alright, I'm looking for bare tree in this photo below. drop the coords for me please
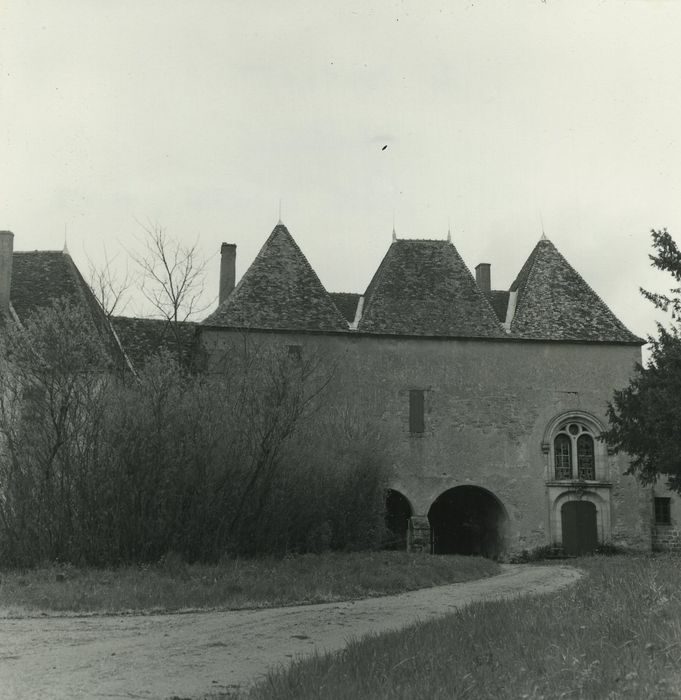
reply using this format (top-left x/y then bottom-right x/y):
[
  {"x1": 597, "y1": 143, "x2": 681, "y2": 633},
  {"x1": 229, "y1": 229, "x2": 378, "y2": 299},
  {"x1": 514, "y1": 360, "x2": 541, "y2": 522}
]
[
  {"x1": 87, "y1": 248, "x2": 134, "y2": 319},
  {"x1": 221, "y1": 339, "x2": 337, "y2": 544},
  {"x1": 0, "y1": 299, "x2": 113, "y2": 565},
  {"x1": 131, "y1": 221, "x2": 211, "y2": 324},
  {"x1": 130, "y1": 222, "x2": 211, "y2": 362},
  {"x1": 127, "y1": 221, "x2": 212, "y2": 365},
  {"x1": 0, "y1": 312, "x2": 387, "y2": 564}
]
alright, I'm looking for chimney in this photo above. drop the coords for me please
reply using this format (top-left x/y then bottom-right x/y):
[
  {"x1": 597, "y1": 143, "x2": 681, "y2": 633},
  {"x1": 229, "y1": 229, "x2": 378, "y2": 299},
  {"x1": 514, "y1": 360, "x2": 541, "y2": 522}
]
[
  {"x1": 0, "y1": 231, "x2": 14, "y2": 315},
  {"x1": 219, "y1": 243, "x2": 236, "y2": 304},
  {"x1": 475, "y1": 263, "x2": 491, "y2": 293}
]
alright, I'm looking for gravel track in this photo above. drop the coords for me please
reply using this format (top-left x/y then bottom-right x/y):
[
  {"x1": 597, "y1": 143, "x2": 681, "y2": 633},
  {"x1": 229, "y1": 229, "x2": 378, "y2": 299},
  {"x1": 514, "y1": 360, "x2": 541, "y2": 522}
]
[{"x1": 0, "y1": 563, "x2": 582, "y2": 700}]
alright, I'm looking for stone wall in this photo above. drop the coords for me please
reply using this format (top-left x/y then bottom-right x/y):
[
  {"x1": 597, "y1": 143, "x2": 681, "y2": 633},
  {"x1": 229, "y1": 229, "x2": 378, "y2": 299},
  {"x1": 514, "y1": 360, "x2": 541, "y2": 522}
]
[
  {"x1": 201, "y1": 328, "x2": 647, "y2": 556},
  {"x1": 653, "y1": 526, "x2": 681, "y2": 551},
  {"x1": 652, "y1": 487, "x2": 681, "y2": 552}
]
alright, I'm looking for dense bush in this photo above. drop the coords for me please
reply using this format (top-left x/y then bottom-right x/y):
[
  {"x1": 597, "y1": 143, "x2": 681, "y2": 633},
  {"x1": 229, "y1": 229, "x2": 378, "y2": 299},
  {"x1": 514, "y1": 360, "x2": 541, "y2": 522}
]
[{"x1": 0, "y1": 301, "x2": 388, "y2": 566}]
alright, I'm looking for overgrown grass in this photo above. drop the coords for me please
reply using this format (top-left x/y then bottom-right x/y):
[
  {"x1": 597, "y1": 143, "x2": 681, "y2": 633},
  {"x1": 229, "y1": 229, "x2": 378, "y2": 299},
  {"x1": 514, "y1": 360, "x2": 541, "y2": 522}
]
[
  {"x1": 244, "y1": 555, "x2": 681, "y2": 700},
  {"x1": 0, "y1": 551, "x2": 499, "y2": 616}
]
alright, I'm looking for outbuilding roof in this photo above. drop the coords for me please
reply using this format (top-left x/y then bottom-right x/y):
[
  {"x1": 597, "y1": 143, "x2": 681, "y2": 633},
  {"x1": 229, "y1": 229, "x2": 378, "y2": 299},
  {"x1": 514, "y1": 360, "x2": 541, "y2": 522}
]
[
  {"x1": 111, "y1": 316, "x2": 197, "y2": 370},
  {"x1": 11, "y1": 251, "x2": 95, "y2": 321},
  {"x1": 9, "y1": 250, "x2": 128, "y2": 368},
  {"x1": 485, "y1": 290, "x2": 511, "y2": 323},
  {"x1": 329, "y1": 292, "x2": 361, "y2": 324}
]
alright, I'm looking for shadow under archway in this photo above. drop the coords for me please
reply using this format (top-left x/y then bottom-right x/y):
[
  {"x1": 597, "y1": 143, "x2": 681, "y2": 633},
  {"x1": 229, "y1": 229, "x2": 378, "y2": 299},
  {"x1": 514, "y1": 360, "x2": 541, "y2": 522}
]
[
  {"x1": 428, "y1": 486, "x2": 508, "y2": 559},
  {"x1": 383, "y1": 489, "x2": 413, "y2": 550}
]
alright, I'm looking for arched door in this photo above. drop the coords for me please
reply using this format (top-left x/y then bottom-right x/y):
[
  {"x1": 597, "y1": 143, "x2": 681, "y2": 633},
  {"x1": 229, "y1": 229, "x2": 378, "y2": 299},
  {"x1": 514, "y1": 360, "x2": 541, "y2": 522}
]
[{"x1": 561, "y1": 501, "x2": 598, "y2": 555}]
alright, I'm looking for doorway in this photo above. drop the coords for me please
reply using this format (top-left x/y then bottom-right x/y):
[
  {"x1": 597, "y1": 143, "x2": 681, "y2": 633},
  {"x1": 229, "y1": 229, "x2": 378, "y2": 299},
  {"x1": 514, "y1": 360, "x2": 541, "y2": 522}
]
[{"x1": 561, "y1": 500, "x2": 598, "y2": 555}]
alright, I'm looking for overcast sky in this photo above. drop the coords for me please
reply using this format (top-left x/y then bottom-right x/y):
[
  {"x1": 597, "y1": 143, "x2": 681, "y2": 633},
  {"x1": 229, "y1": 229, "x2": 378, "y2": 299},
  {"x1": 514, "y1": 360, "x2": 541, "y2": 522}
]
[{"x1": 3, "y1": 0, "x2": 681, "y2": 350}]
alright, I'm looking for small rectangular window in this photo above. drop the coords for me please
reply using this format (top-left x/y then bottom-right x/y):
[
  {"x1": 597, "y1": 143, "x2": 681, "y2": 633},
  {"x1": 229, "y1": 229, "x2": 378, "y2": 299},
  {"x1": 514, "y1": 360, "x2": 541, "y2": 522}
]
[
  {"x1": 409, "y1": 389, "x2": 425, "y2": 434},
  {"x1": 287, "y1": 345, "x2": 302, "y2": 360},
  {"x1": 655, "y1": 497, "x2": 671, "y2": 525}
]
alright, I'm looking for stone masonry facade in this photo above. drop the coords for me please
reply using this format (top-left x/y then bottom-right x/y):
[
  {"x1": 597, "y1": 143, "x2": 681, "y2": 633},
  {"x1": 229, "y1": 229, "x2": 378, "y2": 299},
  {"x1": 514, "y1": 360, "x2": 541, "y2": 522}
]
[
  {"x1": 201, "y1": 328, "x2": 652, "y2": 557},
  {"x1": 196, "y1": 222, "x2": 666, "y2": 558},
  {"x1": 3, "y1": 223, "x2": 677, "y2": 558}
]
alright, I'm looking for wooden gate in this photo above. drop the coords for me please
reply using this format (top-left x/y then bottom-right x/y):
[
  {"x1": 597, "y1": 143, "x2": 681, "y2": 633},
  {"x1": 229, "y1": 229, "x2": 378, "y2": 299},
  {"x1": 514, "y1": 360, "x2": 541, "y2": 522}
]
[{"x1": 561, "y1": 501, "x2": 598, "y2": 555}]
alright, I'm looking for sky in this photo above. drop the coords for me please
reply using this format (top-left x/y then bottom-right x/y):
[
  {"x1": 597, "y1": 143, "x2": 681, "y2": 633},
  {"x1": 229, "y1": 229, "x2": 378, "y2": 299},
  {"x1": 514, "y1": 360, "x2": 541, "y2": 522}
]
[{"x1": 3, "y1": 0, "x2": 681, "y2": 350}]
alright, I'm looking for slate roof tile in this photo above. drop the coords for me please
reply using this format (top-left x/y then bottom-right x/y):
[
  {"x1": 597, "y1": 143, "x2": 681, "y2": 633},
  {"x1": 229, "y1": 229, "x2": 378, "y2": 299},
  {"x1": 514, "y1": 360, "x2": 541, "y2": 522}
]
[
  {"x1": 485, "y1": 291, "x2": 510, "y2": 323},
  {"x1": 329, "y1": 292, "x2": 361, "y2": 323},
  {"x1": 358, "y1": 239, "x2": 506, "y2": 337},
  {"x1": 111, "y1": 316, "x2": 197, "y2": 370},
  {"x1": 11, "y1": 251, "x2": 86, "y2": 320},
  {"x1": 509, "y1": 238, "x2": 642, "y2": 343},
  {"x1": 203, "y1": 225, "x2": 348, "y2": 332},
  {"x1": 199, "y1": 225, "x2": 641, "y2": 345},
  {"x1": 9, "y1": 250, "x2": 128, "y2": 368}
]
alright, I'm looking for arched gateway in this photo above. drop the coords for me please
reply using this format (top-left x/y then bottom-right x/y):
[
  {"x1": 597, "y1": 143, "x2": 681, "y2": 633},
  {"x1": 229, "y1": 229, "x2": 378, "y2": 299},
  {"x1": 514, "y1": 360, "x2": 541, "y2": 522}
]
[
  {"x1": 428, "y1": 486, "x2": 508, "y2": 559},
  {"x1": 383, "y1": 489, "x2": 413, "y2": 549}
]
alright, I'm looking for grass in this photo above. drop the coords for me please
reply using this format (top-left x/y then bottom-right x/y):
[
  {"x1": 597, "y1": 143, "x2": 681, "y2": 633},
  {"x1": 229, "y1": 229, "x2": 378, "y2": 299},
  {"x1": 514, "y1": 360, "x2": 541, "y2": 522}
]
[
  {"x1": 242, "y1": 555, "x2": 681, "y2": 700},
  {"x1": 0, "y1": 551, "x2": 499, "y2": 616}
]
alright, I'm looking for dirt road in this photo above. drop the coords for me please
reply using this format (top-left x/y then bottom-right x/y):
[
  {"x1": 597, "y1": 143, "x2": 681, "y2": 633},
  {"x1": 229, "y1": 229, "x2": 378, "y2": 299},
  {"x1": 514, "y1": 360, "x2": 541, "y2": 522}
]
[{"x1": 0, "y1": 564, "x2": 581, "y2": 700}]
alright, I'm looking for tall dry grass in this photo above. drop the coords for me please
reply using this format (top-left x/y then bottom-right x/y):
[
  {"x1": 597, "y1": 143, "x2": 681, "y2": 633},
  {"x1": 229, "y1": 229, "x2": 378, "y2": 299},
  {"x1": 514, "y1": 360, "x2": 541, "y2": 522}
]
[
  {"x1": 245, "y1": 555, "x2": 681, "y2": 700},
  {"x1": 0, "y1": 552, "x2": 499, "y2": 615}
]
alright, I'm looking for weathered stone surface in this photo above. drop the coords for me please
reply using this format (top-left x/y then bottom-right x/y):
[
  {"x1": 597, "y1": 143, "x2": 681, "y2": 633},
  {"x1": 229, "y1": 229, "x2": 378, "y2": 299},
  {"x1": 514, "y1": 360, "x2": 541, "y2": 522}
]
[
  {"x1": 653, "y1": 527, "x2": 681, "y2": 551},
  {"x1": 407, "y1": 516, "x2": 431, "y2": 552},
  {"x1": 651, "y1": 488, "x2": 681, "y2": 552},
  {"x1": 202, "y1": 329, "x2": 653, "y2": 556}
]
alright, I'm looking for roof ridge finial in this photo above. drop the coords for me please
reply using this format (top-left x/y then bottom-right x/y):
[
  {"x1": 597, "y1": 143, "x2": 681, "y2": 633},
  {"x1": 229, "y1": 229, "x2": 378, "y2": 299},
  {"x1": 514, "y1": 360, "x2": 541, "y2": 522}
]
[
  {"x1": 392, "y1": 211, "x2": 397, "y2": 242},
  {"x1": 277, "y1": 199, "x2": 283, "y2": 226},
  {"x1": 447, "y1": 218, "x2": 451, "y2": 243},
  {"x1": 540, "y1": 211, "x2": 547, "y2": 241},
  {"x1": 63, "y1": 223, "x2": 70, "y2": 255}
]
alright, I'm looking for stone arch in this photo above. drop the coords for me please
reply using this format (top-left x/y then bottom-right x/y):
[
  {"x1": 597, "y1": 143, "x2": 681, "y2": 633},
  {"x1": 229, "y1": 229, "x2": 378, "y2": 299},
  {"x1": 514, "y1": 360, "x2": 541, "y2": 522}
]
[
  {"x1": 383, "y1": 489, "x2": 413, "y2": 550},
  {"x1": 542, "y1": 410, "x2": 606, "y2": 445},
  {"x1": 428, "y1": 485, "x2": 508, "y2": 559},
  {"x1": 551, "y1": 489, "x2": 610, "y2": 551}
]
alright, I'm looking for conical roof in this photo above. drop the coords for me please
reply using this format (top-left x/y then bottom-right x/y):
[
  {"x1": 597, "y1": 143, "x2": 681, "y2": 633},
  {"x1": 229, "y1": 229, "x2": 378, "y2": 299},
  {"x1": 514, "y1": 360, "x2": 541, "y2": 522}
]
[
  {"x1": 203, "y1": 224, "x2": 348, "y2": 332},
  {"x1": 509, "y1": 238, "x2": 642, "y2": 343},
  {"x1": 358, "y1": 239, "x2": 505, "y2": 337}
]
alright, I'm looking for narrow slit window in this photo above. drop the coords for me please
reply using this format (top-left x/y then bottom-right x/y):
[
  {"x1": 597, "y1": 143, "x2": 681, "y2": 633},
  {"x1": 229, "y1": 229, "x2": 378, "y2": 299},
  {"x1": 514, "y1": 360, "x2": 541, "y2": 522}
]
[
  {"x1": 287, "y1": 344, "x2": 302, "y2": 361},
  {"x1": 409, "y1": 389, "x2": 425, "y2": 434},
  {"x1": 655, "y1": 497, "x2": 671, "y2": 525}
]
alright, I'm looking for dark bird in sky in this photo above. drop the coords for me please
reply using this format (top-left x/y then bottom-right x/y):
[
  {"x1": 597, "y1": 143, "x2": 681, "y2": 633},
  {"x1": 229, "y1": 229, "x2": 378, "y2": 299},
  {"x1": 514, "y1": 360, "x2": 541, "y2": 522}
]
[{"x1": 382, "y1": 145, "x2": 387, "y2": 151}]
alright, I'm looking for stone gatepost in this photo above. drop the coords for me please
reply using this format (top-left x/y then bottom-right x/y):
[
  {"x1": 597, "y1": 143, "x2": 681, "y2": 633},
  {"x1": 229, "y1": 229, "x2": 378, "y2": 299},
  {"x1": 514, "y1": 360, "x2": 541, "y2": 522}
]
[{"x1": 407, "y1": 515, "x2": 431, "y2": 553}]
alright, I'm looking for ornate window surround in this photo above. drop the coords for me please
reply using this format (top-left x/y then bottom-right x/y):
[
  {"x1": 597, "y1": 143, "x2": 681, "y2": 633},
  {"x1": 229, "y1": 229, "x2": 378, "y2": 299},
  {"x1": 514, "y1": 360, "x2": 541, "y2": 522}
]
[
  {"x1": 543, "y1": 411, "x2": 614, "y2": 548},
  {"x1": 541, "y1": 410, "x2": 612, "y2": 484}
]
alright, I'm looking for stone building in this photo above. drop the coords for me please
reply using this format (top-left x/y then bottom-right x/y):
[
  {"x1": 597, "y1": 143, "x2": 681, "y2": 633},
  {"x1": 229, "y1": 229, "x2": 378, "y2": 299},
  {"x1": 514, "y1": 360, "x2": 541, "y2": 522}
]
[
  {"x1": 0, "y1": 230, "x2": 196, "y2": 372},
  {"x1": 199, "y1": 222, "x2": 680, "y2": 556},
  {"x1": 2, "y1": 224, "x2": 680, "y2": 557},
  {"x1": 0, "y1": 230, "x2": 126, "y2": 369}
]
